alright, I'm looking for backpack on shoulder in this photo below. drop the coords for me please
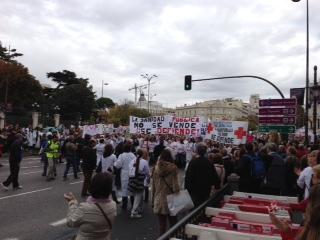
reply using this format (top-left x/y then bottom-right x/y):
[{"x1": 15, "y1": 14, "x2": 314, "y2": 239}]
[{"x1": 248, "y1": 154, "x2": 266, "y2": 179}]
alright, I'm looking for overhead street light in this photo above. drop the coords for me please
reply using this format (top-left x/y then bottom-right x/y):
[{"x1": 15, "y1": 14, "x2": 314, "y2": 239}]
[
  {"x1": 291, "y1": 0, "x2": 310, "y2": 146},
  {"x1": 141, "y1": 74, "x2": 158, "y2": 113},
  {"x1": 101, "y1": 80, "x2": 109, "y2": 98}
]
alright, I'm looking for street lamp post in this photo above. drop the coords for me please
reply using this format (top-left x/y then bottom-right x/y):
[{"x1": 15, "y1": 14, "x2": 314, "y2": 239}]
[
  {"x1": 141, "y1": 74, "x2": 158, "y2": 113},
  {"x1": 53, "y1": 105, "x2": 61, "y2": 127},
  {"x1": 292, "y1": 0, "x2": 310, "y2": 146},
  {"x1": 31, "y1": 102, "x2": 40, "y2": 110},
  {"x1": 101, "y1": 80, "x2": 109, "y2": 98},
  {"x1": 53, "y1": 105, "x2": 60, "y2": 112},
  {"x1": 4, "y1": 46, "x2": 17, "y2": 109},
  {"x1": 43, "y1": 93, "x2": 52, "y2": 127},
  {"x1": 312, "y1": 66, "x2": 319, "y2": 145},
  {"x1": 31, "y1": 102, "x2": 40, "y2": 129}
]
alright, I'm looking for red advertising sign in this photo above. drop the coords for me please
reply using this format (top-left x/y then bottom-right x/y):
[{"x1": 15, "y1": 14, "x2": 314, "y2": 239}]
[
  {"x1": 259, "y1": 117, "x2": 295, "y2": 124},
  {"x1": 259, "y1": 99, "x2": 297, "y2": 107},
  {"x1": 259, "y1": 108, "x2": 296, "y2": 116}
]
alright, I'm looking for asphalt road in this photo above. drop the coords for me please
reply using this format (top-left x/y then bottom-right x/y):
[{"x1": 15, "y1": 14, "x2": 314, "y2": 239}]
[{"x1": 0, "y1": 155, "x2": 159, "y2": 240}]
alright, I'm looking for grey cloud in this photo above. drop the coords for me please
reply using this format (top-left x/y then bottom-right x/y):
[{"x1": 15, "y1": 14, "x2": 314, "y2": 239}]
[{"x1": 1, "y1": 0, "x2": 320, "y2": 108}]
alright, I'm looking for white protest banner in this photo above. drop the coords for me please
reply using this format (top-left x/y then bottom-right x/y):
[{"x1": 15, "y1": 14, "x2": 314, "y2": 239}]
[
  {"x1": 129, "y1": 116, "x2": 167, "y2": 134},
  {"x1": 206, "y1": 121, "x2": 248, "y2": 145},
  {"x1": 82, "y1": 124, "x2": 114, "y2": 136},
  {"x1": 129, "y1": 115, "x2": 203, "y2": 135},
  {"x1": 156, "y1": 116, "x2": 202, "y2": 136},
  {"x1": 82, "y1": 125, "x2": 100, "y2": 136}
]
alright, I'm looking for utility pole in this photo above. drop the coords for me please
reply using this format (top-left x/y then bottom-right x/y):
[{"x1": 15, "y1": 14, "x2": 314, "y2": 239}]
[{"x1": 292, "y1": 0, "x2": 310, "y2": 146}]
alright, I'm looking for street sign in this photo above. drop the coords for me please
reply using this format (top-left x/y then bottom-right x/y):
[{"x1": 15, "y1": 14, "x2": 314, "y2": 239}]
[
  {"x1": 259, "y1": 116, "x2": 296, "y2": 124},
  {"x1": 259, "y1": 107, "x2": 296, "y2": 116},
  {"x1": 259, "y1": 99, "x2": 297, "y2": 107},
  {"x1": 259, "y1": 125, "x2": 296, "y2": 134}
]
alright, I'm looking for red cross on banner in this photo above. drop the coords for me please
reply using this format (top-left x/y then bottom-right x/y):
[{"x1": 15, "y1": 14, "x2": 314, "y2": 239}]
[
  {"x1": 234, "y1": 127, "x2": 247, "y2": 139},
  {"x1": 207, "y1": 123, "x2": 214, "y2": 134}
]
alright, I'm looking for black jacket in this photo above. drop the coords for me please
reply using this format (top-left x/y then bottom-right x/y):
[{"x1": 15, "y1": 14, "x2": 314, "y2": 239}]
[
  {"x1": 81, "y1": 146, "x2": 97, "y2": 171},
  {"x1": 265, "y1": 152, "x2": 286, "y2": 191},
  {"x1": 153, "y1": 143, "x2": 166, "y2": 162},
  {"x1": 222, "y1": 155, "x2": 234, "y2": 184},
  {"x1": 185, "y1": 155, "x2": 220, "y2": 207},
  {"x1": 9, "y1": 139, "x2": 23, "y2": 163},
  {"x1": 236, "y1": 153, "x2": 255, "y2": 193}
]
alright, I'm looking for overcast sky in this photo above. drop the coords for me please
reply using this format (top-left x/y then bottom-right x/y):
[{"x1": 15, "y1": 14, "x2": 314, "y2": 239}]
[{"x1": 1, "y1": 0, "x2": 320, "y2": 108}]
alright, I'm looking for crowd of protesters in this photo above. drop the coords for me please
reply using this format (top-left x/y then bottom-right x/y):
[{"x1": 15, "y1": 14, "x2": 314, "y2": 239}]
[{"x1": 1, "y1": 124, "x2": 320, "y2": 239}]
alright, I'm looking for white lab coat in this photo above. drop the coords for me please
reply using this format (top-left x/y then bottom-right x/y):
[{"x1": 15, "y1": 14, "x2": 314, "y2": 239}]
[
  {"x1": 128, "y1": 158, "x2": 150, "y2": 178},
  {"x1": 114, "y1": 152, "x2": 136, "y2": 197},
  {"x1": 102, "y1": 154, "x2": 117, "y2": 191},
  {"x1": 102, "y1": 154, "x2": 117, "y2": 173},
  {"x1": 95, "y1": 143, "x2": 105, "y2": 166},
  {"x1": 297, "y1": 166, "x2": 313, "y2": 199}
]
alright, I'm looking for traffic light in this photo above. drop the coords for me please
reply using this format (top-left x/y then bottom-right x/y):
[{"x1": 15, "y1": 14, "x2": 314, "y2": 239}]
[{"x1": 184, "y1": 75, "x2": 192, "y2": 90}]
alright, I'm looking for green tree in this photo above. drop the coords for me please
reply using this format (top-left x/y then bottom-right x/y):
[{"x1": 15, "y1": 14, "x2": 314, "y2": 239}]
[
  {"x1": 0, "y1": 43, "x2": 23, "y2": 64},
  {"x1": 108, "y1": 104, "x2": 150, "y2": 126},
  {"x1": 47, "y1": 70, "x2": 96, "y2": 121},
  {"x1": 0, "y1": 43, "x2": 42, "y2": 114},
  {"x1": 96, "y1": 97, "x2": 115, "y2": 109},
  {"x1": 47, "y1": 70, "x2": 87, "y2": 89}
]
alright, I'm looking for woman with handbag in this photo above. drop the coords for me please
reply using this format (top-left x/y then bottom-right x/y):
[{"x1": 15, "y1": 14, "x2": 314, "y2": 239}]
[
  {"x1": 152, "y1": 148, "x2": 180, "y2": 236},
  {"x1": 128, "y1": 148, "x2": 150, "y2": 218},
  {"x1": 64, "y1": 172, "x2": 117, "y2": 240}
]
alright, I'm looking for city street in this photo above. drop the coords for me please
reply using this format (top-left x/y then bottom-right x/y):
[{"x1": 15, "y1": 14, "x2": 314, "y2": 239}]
[{"x1": 0, "y1": 155, "x2": 158, "y2": 240}]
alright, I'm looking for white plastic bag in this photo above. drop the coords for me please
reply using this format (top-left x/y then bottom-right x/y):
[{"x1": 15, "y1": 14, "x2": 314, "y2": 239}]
[{"x1": 167, "y1": 189, "x2": 194, "y2": 216}]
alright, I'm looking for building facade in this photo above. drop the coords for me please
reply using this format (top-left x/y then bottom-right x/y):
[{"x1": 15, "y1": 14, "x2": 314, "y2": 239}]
[
  {"x1": 175, "y1": 98, "x2": 251, "y2": 120},
  {"x1": 136, "y1": 93, "x2": 165, "y2": 115},
  {"x1": 248, "y1": 94, "x2": 260, "y2": 115}
]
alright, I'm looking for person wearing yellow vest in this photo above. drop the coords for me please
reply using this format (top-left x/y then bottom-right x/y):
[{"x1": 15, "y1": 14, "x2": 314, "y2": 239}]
[{"x1": 46, "y1": 135, "x2": 60, "y2": 181}]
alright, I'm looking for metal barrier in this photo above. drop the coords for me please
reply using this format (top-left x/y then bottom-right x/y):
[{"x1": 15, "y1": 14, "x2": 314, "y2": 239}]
[{"x1": 157, "y1": 184, "x2": 230, "y2": 240}]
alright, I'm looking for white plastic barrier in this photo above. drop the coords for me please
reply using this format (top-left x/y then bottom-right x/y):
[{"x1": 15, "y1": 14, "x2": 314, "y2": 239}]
[
  {"x1": 233, "y1": 191, "x2": 298, "y2": 204},
  {"x1": 205, "y1": 207, "x2": 290, "y2": 224},
  {"x1": 185, "y1": 224, "x2": 282, "y2": 240},
  {"x1": 222, "y1": 203, "x2": 290, "y2": 217},
  {"x1": 224, "y1": 195, "x2": 232, "y2": 202}
]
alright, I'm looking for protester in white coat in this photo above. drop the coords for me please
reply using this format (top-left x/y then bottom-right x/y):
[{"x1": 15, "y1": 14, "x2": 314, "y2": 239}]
[
  {"x1": 114, "y1": 142, "x2": 136, "y2": 210},
  {"x1": 101, "y1": 143, "x2": 119, "y2": 203},
  {"x1": 95, "y1": 139, "x2": 105, "y2": 170},
  {"x1": 297, "y1": 150, "x2": 320, "y2": 199}
]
